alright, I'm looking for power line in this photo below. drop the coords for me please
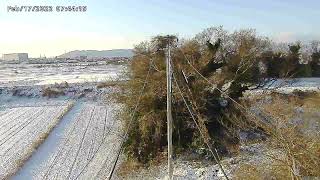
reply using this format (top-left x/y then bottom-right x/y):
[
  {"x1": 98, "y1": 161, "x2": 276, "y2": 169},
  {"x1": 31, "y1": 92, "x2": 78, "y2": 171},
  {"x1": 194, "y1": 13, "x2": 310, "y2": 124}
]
[
  {"x1": 178, "y1": 48, "x2": 285, "y2": 145},
  {"x1": 107, "y1": 58, "x2": 154, "y2": 180},
  {"x1": 172, "y1": 70, "x2": 230, "y2": 180},
  {"x1": 109, "y1": 46, "x2": 250, "y2": 180},
  {"x1": 178, "y1": 48, "x2": 268, "y2": 126}
]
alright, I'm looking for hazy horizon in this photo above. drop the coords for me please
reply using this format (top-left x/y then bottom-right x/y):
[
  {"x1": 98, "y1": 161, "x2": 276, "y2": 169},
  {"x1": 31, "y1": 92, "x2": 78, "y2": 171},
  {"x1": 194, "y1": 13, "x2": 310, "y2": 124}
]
[
  {"x1": 1, "y1": 0, "x2": 319, "y2": 57},
  {"x1": 1, "y1": 49, "x2": 134, "y2": 59}
]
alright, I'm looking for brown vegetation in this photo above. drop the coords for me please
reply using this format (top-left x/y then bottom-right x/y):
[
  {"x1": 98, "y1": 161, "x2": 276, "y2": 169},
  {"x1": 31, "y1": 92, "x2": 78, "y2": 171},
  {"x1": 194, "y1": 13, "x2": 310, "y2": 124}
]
[
  {"x1": 96, "y1": 81, "x2": 125, "y2": 89},
  {"x1": 42, "y1": 87, "x2": 65, "y2": 98},
  {"x1": 234, "y1": 92, "x2": 320, "y2": 179},
  {"x1": 116, "y1": 26, "x2": 320, "y2": 173}
]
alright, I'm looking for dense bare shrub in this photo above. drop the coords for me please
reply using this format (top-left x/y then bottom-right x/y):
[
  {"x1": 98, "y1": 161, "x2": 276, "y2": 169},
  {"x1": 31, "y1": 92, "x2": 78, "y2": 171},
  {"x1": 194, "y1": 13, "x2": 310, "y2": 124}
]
[
  {"x1": 42, "y1": 87, "x2": 65, "y2": 98},
  {"x1": 116, "y1": 26, "x2": 320, "y2": 168},
  {"x1": 116, "y1": 27, "x2": 274, "y2": 164}
]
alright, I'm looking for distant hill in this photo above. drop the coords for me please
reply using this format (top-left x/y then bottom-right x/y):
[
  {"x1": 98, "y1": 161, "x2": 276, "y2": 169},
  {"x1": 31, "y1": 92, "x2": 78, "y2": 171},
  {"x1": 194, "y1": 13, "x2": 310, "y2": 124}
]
[{"x1": 58, "y1": 49, "x2": 134, "y2": 59}]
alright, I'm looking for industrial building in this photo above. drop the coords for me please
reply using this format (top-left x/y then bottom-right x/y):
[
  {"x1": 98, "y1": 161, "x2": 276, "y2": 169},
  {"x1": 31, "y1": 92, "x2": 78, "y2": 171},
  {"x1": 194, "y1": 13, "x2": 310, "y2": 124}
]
[{"x1": 2, "y1": 53, "x2": 29, "y2": 61}]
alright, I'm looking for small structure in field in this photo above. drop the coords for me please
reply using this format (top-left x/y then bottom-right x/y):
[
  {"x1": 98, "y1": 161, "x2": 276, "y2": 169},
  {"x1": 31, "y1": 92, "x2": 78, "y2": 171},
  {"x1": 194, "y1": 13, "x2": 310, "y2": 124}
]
[
  {"x1": 79, "y1": 55, "x2": 87, "y2": 61},
  {"x1": 2, "y1": 53, "x2": 29, "y2": 61}
]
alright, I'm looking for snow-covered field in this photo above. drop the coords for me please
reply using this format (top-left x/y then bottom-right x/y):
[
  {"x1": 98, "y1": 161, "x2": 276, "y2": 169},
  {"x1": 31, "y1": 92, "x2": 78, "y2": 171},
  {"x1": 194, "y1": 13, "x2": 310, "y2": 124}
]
[
  {"x1": 0, "y1": 62, "x2": 126, "y2": 87},
  {"x1": 249, "y1": 78, "x2": 320, "y2": 95},
  {"x1": 30, "y1": 103, "x2": 122, "y2": 180},
  {"x1": 0, "y1": 61, "x2": 125, "y2": 179},
  {"x1": 0, "y1": 103, "x2": 73, "y2": 179}
]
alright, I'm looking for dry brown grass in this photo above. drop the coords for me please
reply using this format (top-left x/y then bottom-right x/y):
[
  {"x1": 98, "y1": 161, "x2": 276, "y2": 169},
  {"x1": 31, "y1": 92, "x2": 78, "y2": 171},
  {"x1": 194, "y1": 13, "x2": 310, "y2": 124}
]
[
  {"x1": 42, "y1": 87, "x2": 65, "y2": 98},
  {"x1": 234, "y1": 92, "x2": 320, "y2": 179},
  {"x1": 117, "y1": 158, "x2": 144, "y2": 177},
  {"x1": 301, "y1": 92, "x2": 320, "y2": 110},
  {"x1": 96, "y1": 81, "x2": 125, "y2": 89},
  {"x1": 117, "y1": 151, "x2": 167, "y2": 178},
  {"x1": 234, "y1": 161, "x2": 292, "y2": 180}
]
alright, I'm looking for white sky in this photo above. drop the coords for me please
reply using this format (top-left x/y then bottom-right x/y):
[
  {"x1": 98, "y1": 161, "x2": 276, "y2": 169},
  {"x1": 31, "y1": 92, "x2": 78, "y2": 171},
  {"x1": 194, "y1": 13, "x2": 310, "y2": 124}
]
[{"x1": 1, "y1": 0, "x2": 319, "y2": 57}]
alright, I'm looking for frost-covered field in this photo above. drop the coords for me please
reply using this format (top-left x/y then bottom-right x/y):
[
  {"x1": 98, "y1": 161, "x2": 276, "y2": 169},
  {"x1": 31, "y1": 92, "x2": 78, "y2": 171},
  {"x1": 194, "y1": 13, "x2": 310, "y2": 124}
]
[
  {"x1": 0, "y1": 104, "x2": 73, "y2": 179},
  {"x1": 33, "y1": 103, "x2": 122, "y2": 180},
  {"x1": 0, "y1": 61, "x2": 125, "y2": 179},
  {"x1": 0, "y1": 60, "x2": 125, "y2": 179},
  {"x1": 0, "y1": 62, "x2": 126, "y2": 87},
  {"x1": 249, "y1": 78, "x2": 320, "y2": 95}
]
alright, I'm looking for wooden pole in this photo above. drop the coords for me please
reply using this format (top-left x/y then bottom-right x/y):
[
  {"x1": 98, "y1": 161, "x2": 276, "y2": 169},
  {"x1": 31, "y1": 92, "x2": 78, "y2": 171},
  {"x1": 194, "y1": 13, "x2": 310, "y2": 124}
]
[{"x1": 166, "y1": 43, "x2": 173, "y2": 180}]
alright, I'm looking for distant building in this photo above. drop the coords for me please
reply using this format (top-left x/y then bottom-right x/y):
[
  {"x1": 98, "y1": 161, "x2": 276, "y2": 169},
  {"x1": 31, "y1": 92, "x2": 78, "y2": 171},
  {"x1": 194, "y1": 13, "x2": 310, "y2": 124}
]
[
  {"x1": 2, "y1": 53, "x2": 28, "y2": 61},
  {"x1": 79, "y1": 56, "x2": 87, "y2": 61}
]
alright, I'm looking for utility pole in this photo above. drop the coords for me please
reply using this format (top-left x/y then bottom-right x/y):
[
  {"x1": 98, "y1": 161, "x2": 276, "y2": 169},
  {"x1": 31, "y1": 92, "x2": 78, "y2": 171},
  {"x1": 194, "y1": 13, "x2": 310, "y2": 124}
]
[{"x1": 166, "y1": 42, "x2": 173, "y2": 180}]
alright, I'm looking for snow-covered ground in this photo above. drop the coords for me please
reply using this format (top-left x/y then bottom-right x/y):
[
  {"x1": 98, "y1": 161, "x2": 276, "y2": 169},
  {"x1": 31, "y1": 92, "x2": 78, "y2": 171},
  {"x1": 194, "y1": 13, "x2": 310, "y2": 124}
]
[
  {"x1": 0, "y1": 62, "x2": 126, "y2": 87},
  {"x1": 0, "y1": 61, "x2": 125, "y2": 179},
  {"x1": 32, "y1": 103, "x2": 122, "y2": 180},
  {"x1": 0, "y1": 102, "x2": 73, "y2": 179},
  {"x1": 249, "y1": 78, "x2": 320, "y2": 95},
  {"x1": 123, "y1": 144, "x2": 275, "y2": 180},
  {"x1": 0, "y1": 93, "x2": 123, "y2": 180}
]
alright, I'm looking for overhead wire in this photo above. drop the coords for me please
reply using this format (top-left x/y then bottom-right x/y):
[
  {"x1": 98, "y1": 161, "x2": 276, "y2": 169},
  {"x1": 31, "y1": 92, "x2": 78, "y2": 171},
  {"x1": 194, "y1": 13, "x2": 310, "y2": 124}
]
[
  {"x1": 178, "y1": 48, "x2": 268, "y2": 126},
  {"x1": 170, "y1": 55, "x2": 230, "y2": 179},
  {"x1": 107, "y1": 58, "x2": 154, "y2": 180},
  {"x1": 172, "y1": 71, "x2": 230, "y2": 180}
]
